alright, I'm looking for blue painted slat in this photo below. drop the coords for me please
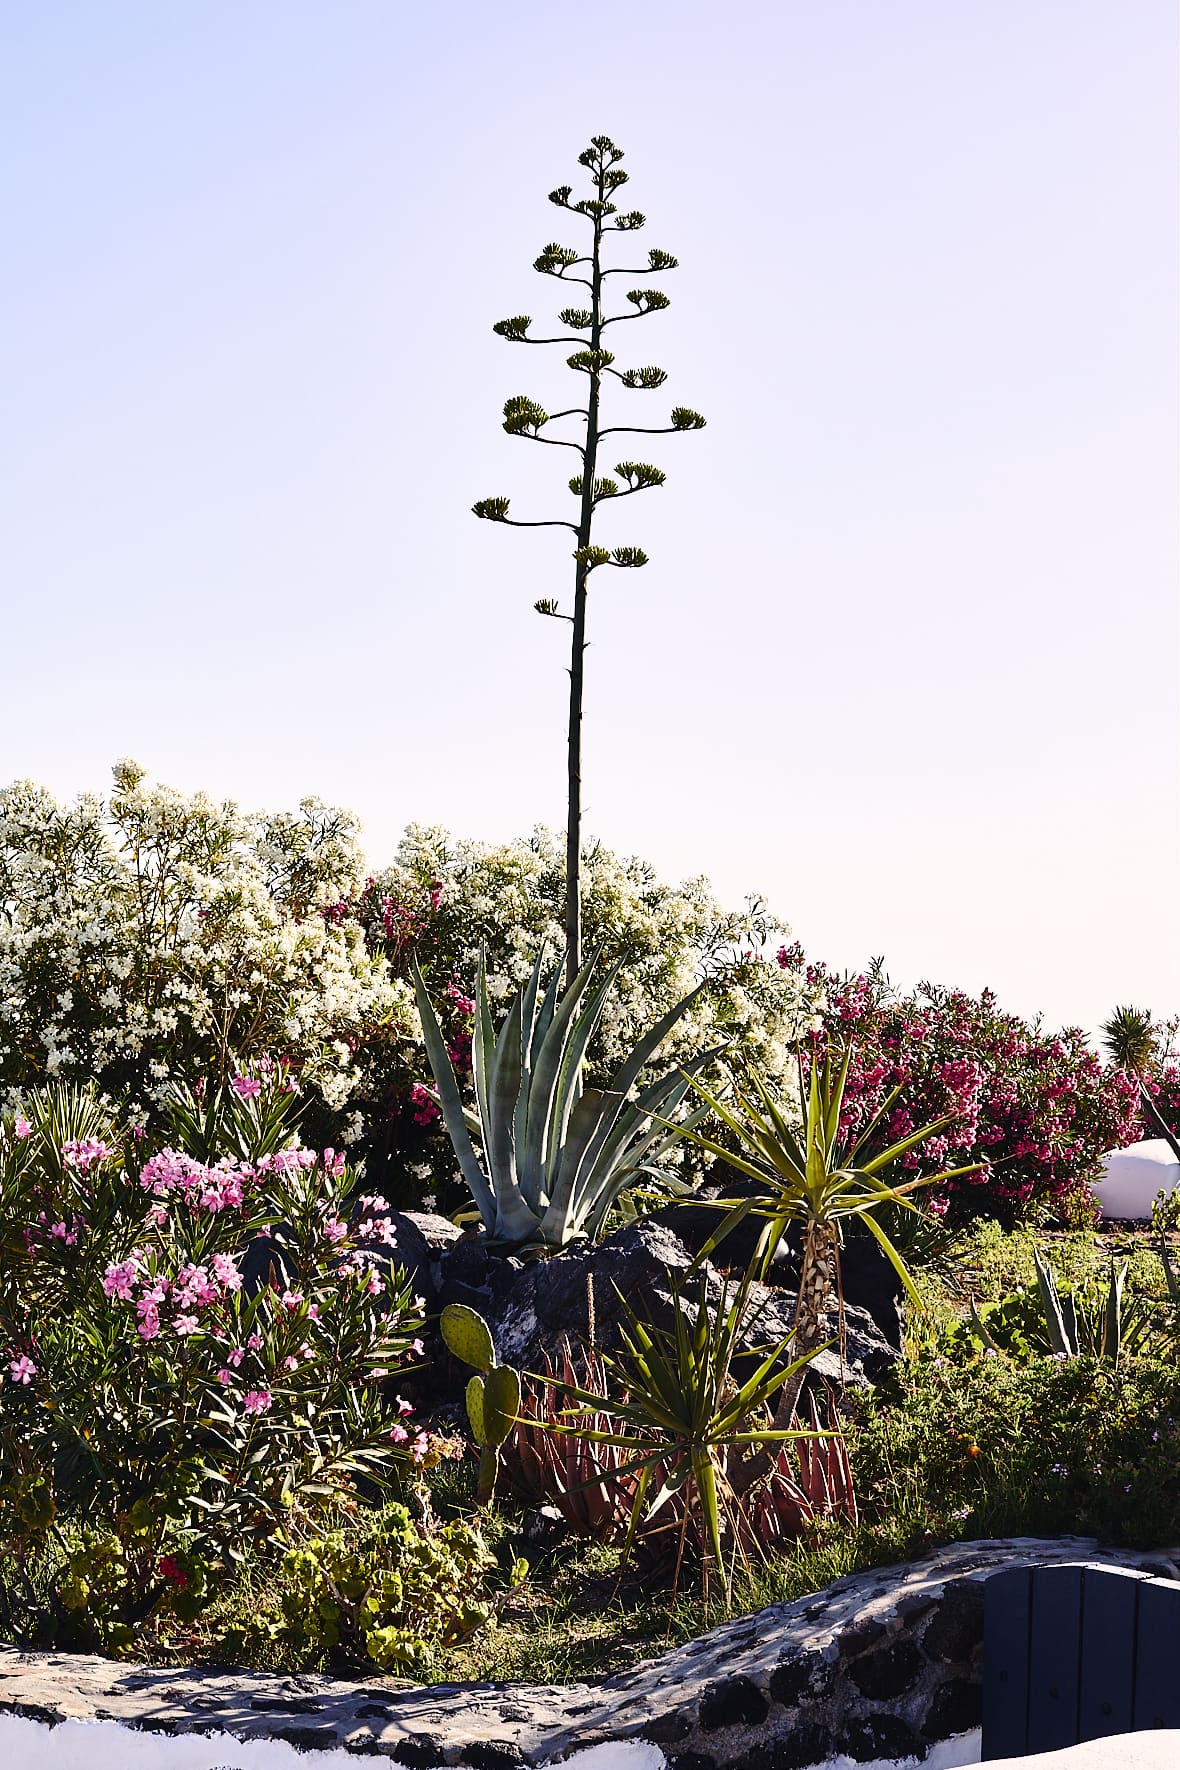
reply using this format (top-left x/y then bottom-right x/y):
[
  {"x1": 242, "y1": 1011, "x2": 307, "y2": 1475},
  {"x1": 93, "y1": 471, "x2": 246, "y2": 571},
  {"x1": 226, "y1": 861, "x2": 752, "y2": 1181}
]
[
  {"x1": 1026, "y1": 1565, "x2": 1084, "y2": 1755},
  {"x1": 1078, "y1": 1568, "x2": 1140, "y2": 1740},
  {"x1": 982, "y1": 1567, "x2": 1031, "y2": 1761},
  {"x1": 1132, "y1": 1579, "x2": 1180, "y2": 1730}
]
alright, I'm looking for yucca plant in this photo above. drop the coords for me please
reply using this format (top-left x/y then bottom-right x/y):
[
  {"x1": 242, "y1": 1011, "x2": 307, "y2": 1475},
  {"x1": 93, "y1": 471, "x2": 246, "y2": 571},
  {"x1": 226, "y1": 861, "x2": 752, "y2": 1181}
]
[
  {"x1": 655, "y1": 1045, "x2": 981, "y2": 1443},
  {"x1": 413, "y1": 948, "x2": 715, "y2": 1252},
  {"x1": 534, "y1": 1259, "x2": 828, "y2": 1599}
]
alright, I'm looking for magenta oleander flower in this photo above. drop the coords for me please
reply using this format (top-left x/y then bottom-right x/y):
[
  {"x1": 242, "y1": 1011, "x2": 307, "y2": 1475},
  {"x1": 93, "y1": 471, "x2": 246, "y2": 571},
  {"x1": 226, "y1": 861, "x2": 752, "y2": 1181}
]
[
  {"x1": 231, "y1": 1074, "x2": 262, "y2": 1098},
  {"x1": 242, "y1": 1389, "x2": 272, "y2": 1415},
  {"x1": 8, "y1": 1355, "x2": 36, "y2": 1385}
]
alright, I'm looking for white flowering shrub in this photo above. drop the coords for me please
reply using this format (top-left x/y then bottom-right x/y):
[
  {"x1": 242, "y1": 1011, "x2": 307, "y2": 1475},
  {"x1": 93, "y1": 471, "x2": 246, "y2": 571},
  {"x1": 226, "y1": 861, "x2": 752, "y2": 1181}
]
[
  {"x1": 0, "y1": 766, "x2": 819, "y2": 1200},
  {"x1": 0, "y1": 762, "x2": 414, "y2": 1132},
  {"x1": 349, "y1": 825, "x2": 822, "y2": 1205}
]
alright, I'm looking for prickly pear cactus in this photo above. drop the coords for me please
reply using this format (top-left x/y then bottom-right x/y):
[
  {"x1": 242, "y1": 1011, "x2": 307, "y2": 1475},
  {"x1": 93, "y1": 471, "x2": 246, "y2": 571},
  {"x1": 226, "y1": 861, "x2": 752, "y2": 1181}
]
[
  {"x1": 441, "y1": 1303, "x2": 521, "y2": 1506},
  {"x1": 440, "y1": 1303, "x2": 496, "y2": 1374}
]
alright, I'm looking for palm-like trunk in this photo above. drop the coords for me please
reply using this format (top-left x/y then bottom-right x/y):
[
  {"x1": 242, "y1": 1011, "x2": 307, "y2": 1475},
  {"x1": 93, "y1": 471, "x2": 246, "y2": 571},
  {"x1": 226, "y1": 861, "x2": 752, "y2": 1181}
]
[{"x1": 735, "y1": 1217, "x2": 839, "y2": 1496}]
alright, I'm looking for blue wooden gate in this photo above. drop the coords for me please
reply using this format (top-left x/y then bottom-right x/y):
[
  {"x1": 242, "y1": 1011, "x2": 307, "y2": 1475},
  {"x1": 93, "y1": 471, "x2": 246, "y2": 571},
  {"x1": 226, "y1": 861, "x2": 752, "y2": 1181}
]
[{"x1": 982, "y1": 1564, "x2": 1180, "y2": 1759}]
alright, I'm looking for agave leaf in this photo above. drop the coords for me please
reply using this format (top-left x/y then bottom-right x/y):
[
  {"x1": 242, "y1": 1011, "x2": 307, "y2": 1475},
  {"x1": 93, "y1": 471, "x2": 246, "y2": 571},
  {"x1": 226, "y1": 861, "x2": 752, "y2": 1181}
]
[
  {"x1": 1033, "y1": 1249, "x2": 1076, "y2": 1357},
  {"x1": 1104, "y1": 1259, "x2": 1128, "y2": 1364},
  {"x1": 413, "y1": 960, "x2": 496, "y2": 1232},
  {"x1": 487, "y1": 981, "x2": 526, "y2": 1201},
  {"x1": 544, "y1": 961, "x2": 621, "y2": 1178},
  {"x1": 521, "y1": 949, "x2": 611, "y2": 1192}
]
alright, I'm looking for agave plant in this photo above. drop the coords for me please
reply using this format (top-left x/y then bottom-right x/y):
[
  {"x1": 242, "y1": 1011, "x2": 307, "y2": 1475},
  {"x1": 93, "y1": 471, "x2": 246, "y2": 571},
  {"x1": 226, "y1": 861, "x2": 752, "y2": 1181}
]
[
  {"x1": 1027, "y1": 1248, "x2": 1178, "y2": 1366},
  {"x1": 413, "y1": 948, "x2": 716, "y2": 1252}
]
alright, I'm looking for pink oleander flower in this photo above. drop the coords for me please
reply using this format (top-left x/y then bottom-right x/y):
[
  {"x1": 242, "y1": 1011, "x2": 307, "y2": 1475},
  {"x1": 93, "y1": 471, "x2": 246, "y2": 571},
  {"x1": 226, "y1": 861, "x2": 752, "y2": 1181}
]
[
  {"x1": 103, "y1": 1258, "x2": 140, "y2": 1300},
  {"x1": 282, "y1": 1355, "x2": 300, "y2": 1371},
  {"x1": 211, "y1": 1253, "x2": 242, "y2": 1290},
  {"x1": 247, "y1": 1333, "x2": 263, "y2": 1351},
  {"x1": 389, "y1": 1422, "x2": 409, "y2": 1443},
  {"x1": 278, "y1": 1289, "x2": 304, "y2": 1313},
  {"x1": 9, "y1": 1355, "x2": 36, "y2": 1385},
  {"x1": 322, "y1": 1218, "x2": 347, "y2": 1245},
  {"x1": 225, "y1": 1347, "x2": 245, "y2": 1366},
  {"x1": 137, "y1": 1310, "x2": 161, "y2": 1341},
  {"x1": 358, "y1": 1216, "x2": 396, "y2": 1245},
  {"x1": 61, "y1": 1138, "x2": 114, "y2": 1174},
  {"x1": 242, "y1": 1389, "x2": 272, "y2": 1415},
  {"x1": 231, "y1": 1075, "x2": 261, "y2": 1099},
  {"x1": 172, "y1": 1313, "x2": 199, "y2": 1336},
  {"x1": 217, "y1": 1368, "x2": 234, "y2": 1384},
  {"x1": 14, "y1": 1118, "x2": 32, "y2": 1139},
  {"x1": 48, "y1": 1222, "x2": 78, "y2": 1245},
  {"x1": 395, "y1": 1395, "x2": 414, "y2": 1416}
]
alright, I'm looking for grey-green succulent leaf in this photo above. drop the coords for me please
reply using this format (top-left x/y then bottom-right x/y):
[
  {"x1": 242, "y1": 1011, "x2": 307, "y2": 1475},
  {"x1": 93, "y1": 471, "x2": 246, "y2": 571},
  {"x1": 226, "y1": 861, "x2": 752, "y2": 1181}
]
[{"x1": 415, "y1": 949, "x2": 707, "y2": 1252}]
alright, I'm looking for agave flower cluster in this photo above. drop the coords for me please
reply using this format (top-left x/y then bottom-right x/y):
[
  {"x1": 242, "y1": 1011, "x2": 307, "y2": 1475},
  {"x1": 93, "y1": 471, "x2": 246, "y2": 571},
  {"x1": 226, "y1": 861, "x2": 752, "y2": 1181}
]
[
  {"x1": 782, "y1": 952, "x2": 1142, "y2": 1219},
  {"x1": 0, "y1": 762, "x2": 414, "y2": 1134}
]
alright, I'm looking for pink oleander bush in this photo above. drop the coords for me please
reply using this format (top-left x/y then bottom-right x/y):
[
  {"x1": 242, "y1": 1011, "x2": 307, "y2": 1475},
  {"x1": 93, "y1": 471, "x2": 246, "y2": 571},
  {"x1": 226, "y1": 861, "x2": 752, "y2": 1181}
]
[
  {"x1": 777, "y1": 948, "x2": 1142, "y2": 1224},
  {"x1": 0, "y1": 1072, "x2": 431, "y2": 1651}
]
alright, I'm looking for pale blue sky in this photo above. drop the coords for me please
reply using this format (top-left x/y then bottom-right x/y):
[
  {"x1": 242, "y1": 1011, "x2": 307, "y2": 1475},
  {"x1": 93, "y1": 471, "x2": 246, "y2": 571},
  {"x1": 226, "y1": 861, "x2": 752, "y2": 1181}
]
[{"x1": 1, "y1": 1, "x2": 1176, "y2": 1037}]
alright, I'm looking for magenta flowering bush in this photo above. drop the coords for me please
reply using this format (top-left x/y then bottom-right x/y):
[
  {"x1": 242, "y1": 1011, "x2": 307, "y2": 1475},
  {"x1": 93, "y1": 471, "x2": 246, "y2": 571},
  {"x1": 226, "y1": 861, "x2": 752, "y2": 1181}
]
[
  {"x1": 0, "y1": 1077, "x2": 430, "y2": 1644},
  {"x1": 778, "y1": 954, "x2": 1141, "y2": 1223}
]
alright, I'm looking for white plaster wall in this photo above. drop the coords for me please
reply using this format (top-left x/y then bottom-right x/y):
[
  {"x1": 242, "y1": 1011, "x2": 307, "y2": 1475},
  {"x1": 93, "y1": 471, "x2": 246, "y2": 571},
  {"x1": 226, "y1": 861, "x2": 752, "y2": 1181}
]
[{"x1": 3, "y1": 1719, "x2": 1175, "y2": 1770}]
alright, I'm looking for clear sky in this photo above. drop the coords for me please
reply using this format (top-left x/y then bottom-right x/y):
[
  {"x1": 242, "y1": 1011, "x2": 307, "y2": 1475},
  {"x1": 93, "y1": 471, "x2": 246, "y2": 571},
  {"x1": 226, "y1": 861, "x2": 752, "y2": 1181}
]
[{"x1": 2, "y1": 1, "x2": 1177, "y2": 1039}]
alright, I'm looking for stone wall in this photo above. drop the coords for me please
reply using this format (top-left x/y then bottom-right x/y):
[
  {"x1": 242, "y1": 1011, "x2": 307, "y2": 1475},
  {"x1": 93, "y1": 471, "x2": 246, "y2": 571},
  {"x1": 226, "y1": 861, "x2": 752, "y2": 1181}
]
[{"x1": 2, "y1": 1539, "x2": 1177, "y2": 1768}]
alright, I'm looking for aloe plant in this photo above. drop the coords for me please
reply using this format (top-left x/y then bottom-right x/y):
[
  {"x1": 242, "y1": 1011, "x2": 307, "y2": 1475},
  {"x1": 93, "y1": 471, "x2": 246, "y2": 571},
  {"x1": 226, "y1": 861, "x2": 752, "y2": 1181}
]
[{"x1": 413, "y1": 949, "x2": 714, "y2": 1252}]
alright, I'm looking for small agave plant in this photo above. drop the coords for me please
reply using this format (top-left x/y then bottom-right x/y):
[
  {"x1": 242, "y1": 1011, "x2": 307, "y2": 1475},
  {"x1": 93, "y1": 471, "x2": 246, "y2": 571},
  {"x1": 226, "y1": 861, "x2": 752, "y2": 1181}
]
[{"x1": 413, "y1": 948, "x2": 716, "y2": 1252}]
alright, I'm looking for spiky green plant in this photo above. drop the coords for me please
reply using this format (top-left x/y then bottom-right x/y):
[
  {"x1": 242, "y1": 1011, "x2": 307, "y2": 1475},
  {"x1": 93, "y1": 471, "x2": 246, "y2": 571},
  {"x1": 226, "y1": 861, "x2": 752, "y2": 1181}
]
[
  {"x1": 473, "y1": 135, "x2": 705, "y2": 986},
  {"x1": 1100, "y1": 1005, "x2": 1156, "y2": 1075},
  {"x1": 654, "y1": 1046, "x2": 981, "y2": 1448},
  {"x1": 413, "y1": 948, "x2": 714, "y2": 1252},
  {"x1": 1028, "y1": 1249, "x2": 1177, "y2": 1365},
  {"x1": 533, "y1": 1257, "x2": 826, "y2": 1601}
]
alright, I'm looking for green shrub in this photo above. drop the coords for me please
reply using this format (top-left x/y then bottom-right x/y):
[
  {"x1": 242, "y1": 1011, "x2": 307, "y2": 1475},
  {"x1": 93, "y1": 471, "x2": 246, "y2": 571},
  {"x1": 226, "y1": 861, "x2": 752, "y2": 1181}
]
[
  {"x1": 854, "y1": 1352, "x2": 1180, "y2": 1548},
  {"x1": 256, "y1": 1503, "x2": 524, "y2": 1673}
]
